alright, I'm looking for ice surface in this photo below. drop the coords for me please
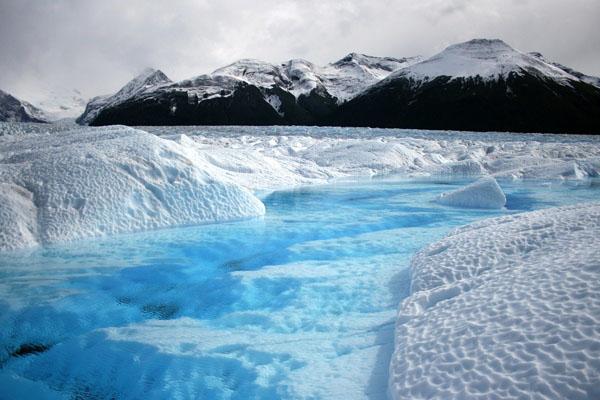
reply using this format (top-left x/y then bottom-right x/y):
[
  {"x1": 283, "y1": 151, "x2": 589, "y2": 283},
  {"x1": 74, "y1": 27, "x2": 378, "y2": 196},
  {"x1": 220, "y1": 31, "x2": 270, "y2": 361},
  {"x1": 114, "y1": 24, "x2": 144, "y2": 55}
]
[
  {"x1": 1, "y1": 123, "x2": 599, "y2": 249},
  {"x1": 145, "y1": 126, "x2": 600, "y2": 192},
  {"x1": 435, "y1": 176, "x2": 506, "y2": 209},
  {"x1": 0, "y1": 126, "x2": 265, "y2": 251},
  {"x1": 391, "y1": 202, "x2": 600, "y2": 399},
  {"x1": 1, "y1": 124, "x2": 600, "y2": 397}
]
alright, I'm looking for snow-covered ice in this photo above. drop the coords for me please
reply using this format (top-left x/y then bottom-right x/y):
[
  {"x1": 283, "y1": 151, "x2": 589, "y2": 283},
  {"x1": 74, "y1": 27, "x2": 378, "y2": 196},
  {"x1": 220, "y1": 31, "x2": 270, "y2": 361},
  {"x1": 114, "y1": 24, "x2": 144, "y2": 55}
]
[
  {"x1": 435, "y1": 176, "x2": 506, "y2": 209},
  {"x1": 2, "y1": 123, "x2": 600, "y2": 250},
  {"x1": 153, "y1": 126, "x2": 600, "y2": 192},
  {"x1": 1, "y1": 123, "x2": 600, "y2": 399},
  {"x1": 391, "y1": 202, "x2": 600, "y2": 399},
  {"x1": 0, "y1": 126, "x2": 265, "y2": 251}
]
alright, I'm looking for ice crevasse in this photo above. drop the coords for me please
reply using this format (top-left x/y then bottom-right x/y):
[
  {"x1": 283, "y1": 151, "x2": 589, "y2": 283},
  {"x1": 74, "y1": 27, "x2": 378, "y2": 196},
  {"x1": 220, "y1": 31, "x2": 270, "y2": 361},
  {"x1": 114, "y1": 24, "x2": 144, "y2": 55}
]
[{"x1": 0, "y1": 126, "x2": 266, "y2": 251}]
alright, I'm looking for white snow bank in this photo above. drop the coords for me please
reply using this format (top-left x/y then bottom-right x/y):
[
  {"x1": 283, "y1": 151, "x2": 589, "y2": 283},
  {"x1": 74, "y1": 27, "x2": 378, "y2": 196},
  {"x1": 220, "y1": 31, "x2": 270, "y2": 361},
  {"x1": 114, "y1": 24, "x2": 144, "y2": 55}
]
[
  {"x1": 435, "y1": 176, "x2": 506, "y2": 209},
  {"x1": 390, "y1": 202, "x2": 600, "y2": 399},
  {"x1": 0, "y1": 126, "x2": 265, "y2": 251}
]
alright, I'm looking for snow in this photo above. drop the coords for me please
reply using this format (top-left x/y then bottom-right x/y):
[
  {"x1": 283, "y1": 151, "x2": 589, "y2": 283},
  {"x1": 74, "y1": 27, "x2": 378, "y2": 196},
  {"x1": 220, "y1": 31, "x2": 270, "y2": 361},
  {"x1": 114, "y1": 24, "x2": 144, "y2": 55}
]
[
  {"x1": 390, "y1": 202, "x2": 600, "y2": 399},
  {"x1": 0, "y1": 126, "x2": 265, "y2": 251},
  {"x1": 141, "y1": 126, "x2": 600, "y2": 192},
  {"x1": 27, "y1": 88, "x2": 88, "y2": 121},
  {"x1": 211, "y1": 55, "x2": 421, "y2": 102},
  {"x1": 1, "y1": 123, "x2": 600, "y2": 398},
  {"x1": 1, "y1": 124, "x2": 599, "y2": 251},
  {"x1": 388, "y1": 39, "x2": 579, "y2": 84},
  {"x1": 0, "y1": 90, "x2": 47, "y2": 123},
  {"x1": 435, "y1": 176, "x2": 506, "y2": 209},
  {"x1": 265, "y1": 94, "x2": 284, "y2": 116}
]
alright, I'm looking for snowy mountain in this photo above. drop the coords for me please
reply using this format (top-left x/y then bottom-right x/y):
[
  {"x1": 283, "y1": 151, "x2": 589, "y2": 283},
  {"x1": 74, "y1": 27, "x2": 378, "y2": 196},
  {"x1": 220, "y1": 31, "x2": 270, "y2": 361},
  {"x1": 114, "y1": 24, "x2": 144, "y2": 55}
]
[
  {"x1": 77, "y1": 68, "x2": 172, "y2": 124},
  {"x1": 335, "y1": 39, "x2": 600, "y2": 134},
  {"x1": 0, "y1": 89, "x2": 48, "y2": 123},
  {"x1": 80, "y1": 54, "x2": 420, "y2": 126},
  {"x1": 79, "y1": 40, "x2": 600, "y2": 133}
]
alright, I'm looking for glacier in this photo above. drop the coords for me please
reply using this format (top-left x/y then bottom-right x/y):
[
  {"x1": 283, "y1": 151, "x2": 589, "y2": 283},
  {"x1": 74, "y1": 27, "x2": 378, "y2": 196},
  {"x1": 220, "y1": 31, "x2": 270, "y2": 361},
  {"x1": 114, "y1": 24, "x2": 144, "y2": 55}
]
[
  {"x1": 0, "y1": 123, "x2": 600, "y2": 399},
  {"x1": 1, "y1": 123, "x2": 600, "y2": 251},
  {"x1": 0, "y1": 125, "x2": 265, "y2": 251}
]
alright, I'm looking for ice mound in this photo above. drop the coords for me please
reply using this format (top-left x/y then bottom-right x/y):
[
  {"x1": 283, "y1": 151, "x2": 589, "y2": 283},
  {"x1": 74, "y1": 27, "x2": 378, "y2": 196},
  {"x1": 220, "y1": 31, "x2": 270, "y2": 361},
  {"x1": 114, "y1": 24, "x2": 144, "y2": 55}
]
[
  {"x1": 390, "y1": 202, "x2": 600, "y2": 399},
  {"x1": 435, "y1": 176, "x2": 506, "y2": 209},
  {"x1": 0, "y1": 126, "x2": 265, "y2": 251}
]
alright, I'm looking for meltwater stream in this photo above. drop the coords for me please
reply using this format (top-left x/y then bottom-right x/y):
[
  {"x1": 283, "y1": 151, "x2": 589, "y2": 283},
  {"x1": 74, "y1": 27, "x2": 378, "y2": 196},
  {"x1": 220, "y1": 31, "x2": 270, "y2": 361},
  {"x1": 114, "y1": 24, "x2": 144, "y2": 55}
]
[{"x1": 0, "y1": 178, "x2": 598, "y2": 400}]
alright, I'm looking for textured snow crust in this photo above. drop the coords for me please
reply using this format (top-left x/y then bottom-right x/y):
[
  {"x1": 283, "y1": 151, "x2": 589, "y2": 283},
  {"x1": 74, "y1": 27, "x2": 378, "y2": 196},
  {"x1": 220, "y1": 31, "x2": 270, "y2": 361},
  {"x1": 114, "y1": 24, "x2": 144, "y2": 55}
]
[
  {"x1": 435, "y1": 176, "x2": 506, "y2": 209},
  {"x1": 0, "y1": 126, "x2": 265, "y2": 251},
  {"x1": 391, "y1": 202, "x2": 600, "y2": 399}
]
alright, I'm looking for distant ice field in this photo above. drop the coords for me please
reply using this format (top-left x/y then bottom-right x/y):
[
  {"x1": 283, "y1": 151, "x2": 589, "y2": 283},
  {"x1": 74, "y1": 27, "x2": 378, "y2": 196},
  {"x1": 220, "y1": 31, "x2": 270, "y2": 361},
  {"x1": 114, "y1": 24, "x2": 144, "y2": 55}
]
[
  {"x1": 140, "y1": 125, "x2": 600, "y2": 144},
  {"x1": 1, "y1": 177, "x2": 598, "y2": 400}
]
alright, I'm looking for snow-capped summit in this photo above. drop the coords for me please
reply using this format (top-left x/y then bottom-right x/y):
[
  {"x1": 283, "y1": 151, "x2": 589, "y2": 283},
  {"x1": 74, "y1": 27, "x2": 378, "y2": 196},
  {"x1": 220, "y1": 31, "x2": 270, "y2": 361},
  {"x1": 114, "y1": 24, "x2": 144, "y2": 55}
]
[
  {"x1": 111, "y1": 68, "x2": 172, "y2": 104},
  {"x1": 0, "y1": 89, "x2": 47, "y2": 123},
  {"x1": 77, "y1": 68, "x2": 171, "y2": 124},
  {"x1": 212, "y1": 59, "x2": 291, "y2": 89},
  {"x1": 389, "y1": 38, "x2": 576, "y2": 82},
  {"x1": 320, "y1": 53, "x2": 421, "y2": 101},
  {"x1": 332, "y1": 52, "x2": 419, "y2": 77},
  {"x1": 336, "y1": 38, "x2": 600, "y2": 134}
]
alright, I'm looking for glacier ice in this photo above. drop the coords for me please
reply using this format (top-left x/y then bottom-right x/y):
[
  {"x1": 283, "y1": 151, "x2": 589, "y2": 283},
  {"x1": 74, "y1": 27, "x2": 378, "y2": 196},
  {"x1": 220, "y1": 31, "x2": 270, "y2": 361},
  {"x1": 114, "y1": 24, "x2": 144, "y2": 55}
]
[
  {"x1": 0, "y1": 126, "x2": 265, "y2": 251},
  {"x1": 391, "y1": 202, "x2": 600, "y2": 399},
  {"x1": 435, "y1": 176, "x2": 506, "y2": 209}
]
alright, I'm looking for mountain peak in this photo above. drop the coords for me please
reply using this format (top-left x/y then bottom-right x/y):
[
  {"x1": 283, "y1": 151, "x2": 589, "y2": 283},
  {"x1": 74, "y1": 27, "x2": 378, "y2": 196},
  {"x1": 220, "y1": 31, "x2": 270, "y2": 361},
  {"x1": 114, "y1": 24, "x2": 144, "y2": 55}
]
[
  {"x1": 131, "y1": 68, "x2": 170, "y2": 86},
  {"x1": 114, "y1": 68, "x2": 171, "y2": 99},
  {"x1": 389, "y1": 38, "x2": 576, "y2": 82}
]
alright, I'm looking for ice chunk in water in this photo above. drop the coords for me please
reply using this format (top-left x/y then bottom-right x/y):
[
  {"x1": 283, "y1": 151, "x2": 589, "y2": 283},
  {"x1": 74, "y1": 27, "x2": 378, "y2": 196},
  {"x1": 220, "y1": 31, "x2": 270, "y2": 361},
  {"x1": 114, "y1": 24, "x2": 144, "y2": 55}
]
[{"x1": 435, "y1": 176, "x2": 506, "y2": 209}]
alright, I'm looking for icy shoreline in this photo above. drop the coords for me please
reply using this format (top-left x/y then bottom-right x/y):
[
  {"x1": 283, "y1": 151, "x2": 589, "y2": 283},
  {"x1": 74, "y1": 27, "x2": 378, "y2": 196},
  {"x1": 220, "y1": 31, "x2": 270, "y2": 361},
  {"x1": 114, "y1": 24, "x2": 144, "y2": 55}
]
[{"x1": 390, "y1": 202, "x2": 600, "y2": 399}]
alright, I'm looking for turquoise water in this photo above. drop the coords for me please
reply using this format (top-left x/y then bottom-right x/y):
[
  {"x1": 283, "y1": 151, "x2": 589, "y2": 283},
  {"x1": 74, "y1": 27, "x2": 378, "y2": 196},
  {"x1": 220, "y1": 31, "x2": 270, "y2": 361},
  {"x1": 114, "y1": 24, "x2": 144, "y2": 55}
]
[{"x1": 0, "y1": 178, "x2": 598, "y2": 399}]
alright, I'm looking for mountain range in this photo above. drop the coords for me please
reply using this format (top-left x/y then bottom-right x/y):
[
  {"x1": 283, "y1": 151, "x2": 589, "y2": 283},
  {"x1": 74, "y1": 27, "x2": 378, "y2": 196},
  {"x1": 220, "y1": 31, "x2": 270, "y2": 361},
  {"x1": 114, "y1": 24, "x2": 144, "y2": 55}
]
[{"x1": 2, "y1": 39, "x2": 600, "y2": 134}]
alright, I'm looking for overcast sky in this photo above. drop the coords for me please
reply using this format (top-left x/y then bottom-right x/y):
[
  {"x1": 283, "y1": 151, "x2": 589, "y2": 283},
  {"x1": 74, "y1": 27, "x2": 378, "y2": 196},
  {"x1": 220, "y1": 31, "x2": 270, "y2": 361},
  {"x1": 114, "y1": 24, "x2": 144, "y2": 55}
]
[{"x1": 1, "y1": 0, "x2": 599, "y2": 101}]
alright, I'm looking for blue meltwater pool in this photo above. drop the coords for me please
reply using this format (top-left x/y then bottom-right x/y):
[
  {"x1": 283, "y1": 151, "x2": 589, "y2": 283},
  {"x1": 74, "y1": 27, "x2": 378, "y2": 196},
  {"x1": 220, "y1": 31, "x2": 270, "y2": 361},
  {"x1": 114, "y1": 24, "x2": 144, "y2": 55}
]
[{"x1": 0, "y1": 178, "x2": 598, "y2": 399}]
